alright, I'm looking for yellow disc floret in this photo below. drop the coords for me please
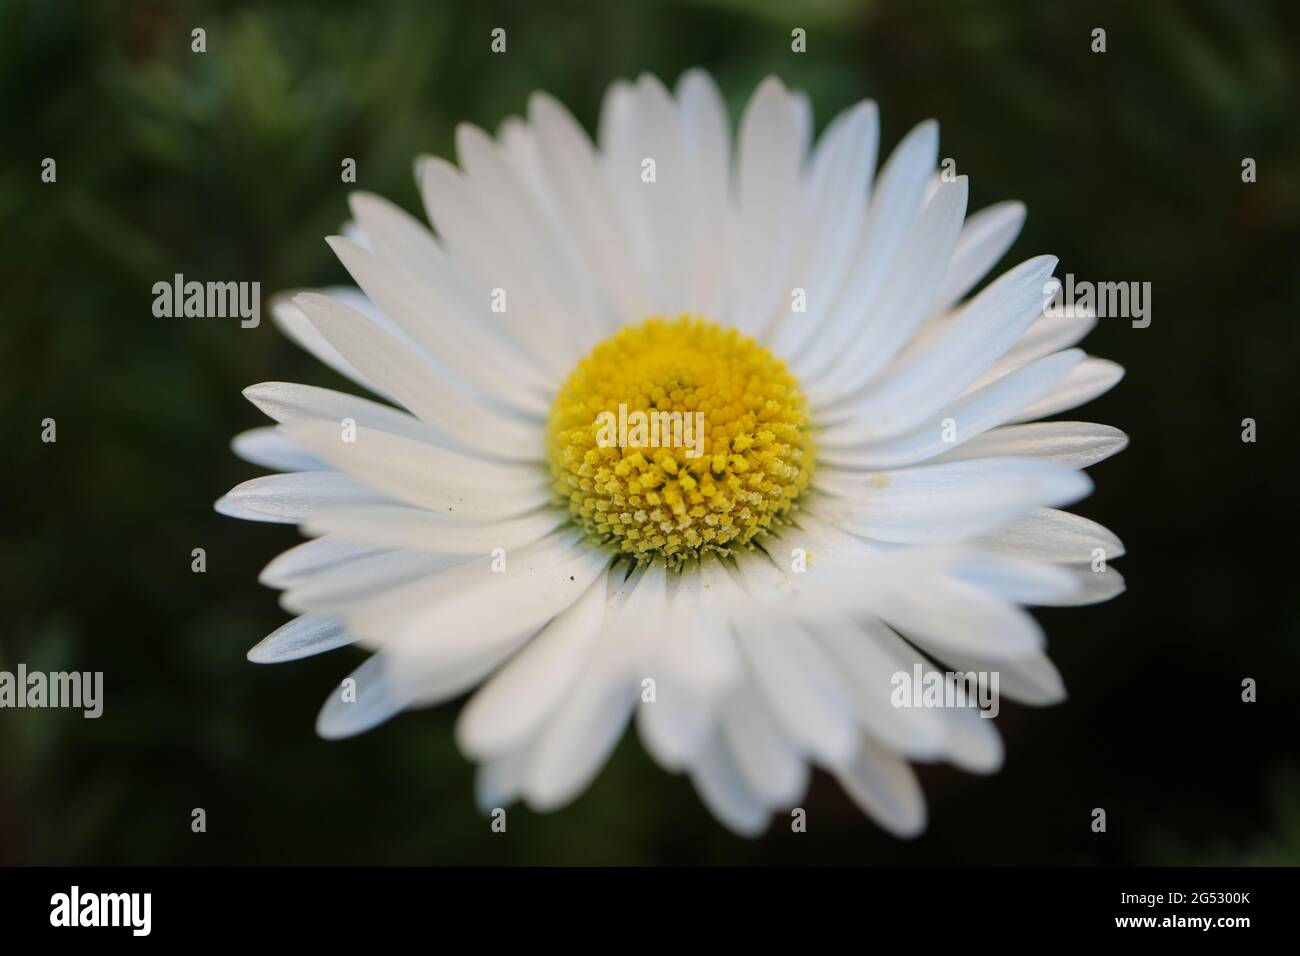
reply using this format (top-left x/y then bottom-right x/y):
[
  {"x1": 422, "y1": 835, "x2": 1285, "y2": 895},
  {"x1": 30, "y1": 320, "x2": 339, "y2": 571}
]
[{"x1": 547, "y1": 315, "x2": 813, "y2": 566}]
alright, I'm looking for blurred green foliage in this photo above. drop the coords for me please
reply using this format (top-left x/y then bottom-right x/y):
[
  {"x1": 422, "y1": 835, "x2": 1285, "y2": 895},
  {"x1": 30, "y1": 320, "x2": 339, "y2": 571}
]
[{"x1": 1, "y1": 0, "x2": 1297, "y2": 864}]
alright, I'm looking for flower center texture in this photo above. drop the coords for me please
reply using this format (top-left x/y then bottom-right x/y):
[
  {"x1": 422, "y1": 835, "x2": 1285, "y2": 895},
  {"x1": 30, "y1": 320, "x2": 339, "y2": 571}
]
[{"x1": 547, "y1": 315, "x2": 814, "y2": 566}]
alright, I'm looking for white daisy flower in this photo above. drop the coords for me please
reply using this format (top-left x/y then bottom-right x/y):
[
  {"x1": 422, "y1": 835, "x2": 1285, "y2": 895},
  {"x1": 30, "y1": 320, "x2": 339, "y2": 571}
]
[{"x1": 218, "y1": 70, "x2": 1126, "y2": 837}]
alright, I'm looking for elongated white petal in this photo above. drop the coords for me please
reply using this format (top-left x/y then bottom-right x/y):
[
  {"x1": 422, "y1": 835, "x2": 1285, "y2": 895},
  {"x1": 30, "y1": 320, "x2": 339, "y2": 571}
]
[
  {"x1": 689, "y1": 731, "x2": 770, "y2": 837},
  {"x1": 719, "y1": 684, "x2": 810, "y2": 809},
  {"x1": 243, "y1": 381, "x2": 448, "y2": 446},
  {"x1": 771, "y1": 99, "x2": 879, "y2": 354},
  {"x1": 939, "y1": 702, "x2": 1005, "y2": 774},
  {"x1": 821, "y1": 254, "x2": 1059, "y2": 430},
  {"x1": 935, "y1": 646, "x2": 1066, "y2": 707},
  {"x1": 279, "y1": 421, "x2": 549, "y2": 522},
  {"x1": 818, "y1": 457, "x2": 1093, "y2": 544},
  {"x1": 813, "y1": 176, "x2": 969, "y2": 400},
  {"x1": 636, "y1": 671, "x2": 714, "y2": 772},
  {"x1": 281, "y1": 549, "x2": 469, "y2": 614},
  {"x1": 474, "y1": 743, "x2": 533, "y2": 812},
  {"x1": 1009, "y1": 358, "x2": 1124, "y2": 422},
  {"x1": 674, "y1": 69, "x2": 732, "y2": 320},
  {"x1": 522, "y1": 575, "x2": 643, "y2": 810},
  {"x1": 809, "y1": 616, "x2": 948, "y2": 760},
  {"x1": 269, "y1": 290, "x2": 384, "y2": 396},
  {"x1": 873, "y1": 576, "x2": 1046, "y2": 659},
  {"x1": 259, "y1": 535, "x2": 385, "y2": 588},
  {"x1": 946, "y1": 552, "x2": 1082, "y2": 605},
  {"x1": 1035, "y1": 564, "x2": 1126, "y2": 606},
  {"x1": 453, "y1": 123, "x2": 605, "y2": 348},
  {"x1": 216, "y1": 471, "x2": 391, "y2": 524},
  {"x1": 794, "y1": 119, "x2": 938, "y2": 378},
  {"x1": 456, "y1": 568, "x2": 611, "y2": 759},
  {"x1": 832, "y1": 737, "x2": 927, "y2": 838},
  {"x1": 971, "y1": 309, "x2": 1096, "y2": 388},
  {"x1": 351, "y1": 530, "x2": 609, "y2": 665},
  {"x1": 978, "y1": 507, "x2": 1125, "y2": 562},
  {"x1": 305, "y1": 504, "x2": 563, "y2": 555},
  {"x1": 934, "y1": 420, "x2": 1129, "y2": 468},
  {"x1": 729, "y1": 604, "x2": 859, "y2": 767},
  {"x1": 316, "y1": 652, "x2": 411, "y2": 739},
  {"x1": 293, "y1": 291, "x2": 544, "y2": 460},
  {"x1": 231, "y1": 427, "x2": 328, "y2": 472},
  {"x1": 325, "y1": 229, "x2": 552, "y2": 413},
  {"x1": 822, "y1": 350, "x2": 1084, "y2": 469},
  {"x1": 528, "y1": 91, "x2": 649, "y2": 322},
  {"x1": 730, "y1": 76, "x2": 803, "y2": 337},
  {"x1": 934, "y1": 200, "x2": 1026, "y2": 311},
  {"x1": 248, "y1": 615, "x2": 352, "y2": 663},
  {"x1": 416, "y1": 156, "x2": 576, "y2": 378}
]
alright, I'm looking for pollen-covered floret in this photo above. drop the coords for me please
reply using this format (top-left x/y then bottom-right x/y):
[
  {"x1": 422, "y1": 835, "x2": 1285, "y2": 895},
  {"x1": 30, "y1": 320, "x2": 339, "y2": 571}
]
[{"x1": 547, "y1": 315, "x2": 813, "y2": 566}]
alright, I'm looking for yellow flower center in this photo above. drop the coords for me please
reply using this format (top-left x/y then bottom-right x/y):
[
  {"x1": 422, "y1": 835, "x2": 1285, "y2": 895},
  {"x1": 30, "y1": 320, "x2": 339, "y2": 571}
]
[{"x1": 547, "y1": 315, "x2": 813, "y2": 566}]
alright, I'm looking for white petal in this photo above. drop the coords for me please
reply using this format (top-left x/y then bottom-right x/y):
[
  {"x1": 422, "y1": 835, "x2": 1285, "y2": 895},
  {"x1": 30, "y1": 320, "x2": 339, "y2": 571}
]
[
  {"x1": 935, "y1": 646, "x2": 1066, "y2": 706},
  {"x1": 809, "y1": 616, "x2": 948, "y2": 760},
  {"x1": 351, "y1": 529, "x2": 610, "y2": 667},
  {"x1": 970, "y1": 309, "x2": 1096, "y2": 388},
  {"x1": 325, "y1": 227, "x2": 552, "y2": 413},
  {"x1": 316, "y1": 652, "x2": 411, "y2": 739},
  {"x1": 453, "y1": 124, "x2": 605, "y2": 346},
  {"x1": 1034, "y1": 564, "x2": 1126, "y2": 606},
  {"x1": 811, "y1": 175, "x2": 969, "y2": 400},
  {"x1": 415, "y1": 156, "x2": 576, "y2": 378},
  {"x1": 719, "y1": 684, "x2": 810, "y2": 809},
  {"x1": 688, "y1": 731, "x2": 770, "y2": 837},
  {"x1": 281, "y1": 549, "x2": 469, "y2": 614},
  {"x1": 269, "y1": 290, "x2": 383, "y2": 396},
  {"x1": 304, "y1": 504, "x2": 563, "y2": 555},
  {"x1": 674, "y1": 69, "x2": 732, "y2": 320},
  {"x1": 636, "y1": 673, "x2": 714, "y2": 772},
  {"x1": 293, "y1": 292, "x2": 545, "y2": 460},
  {"x1": 279, "y1": 421, "x2": 549, "y2": 522},
  {"x1": 832, "y1": 737, "x2": 927, "y2": 838},
  {"x1": 939, "y1": 702, "x2": 1005, "y2": 774},
  {"x1": 474, "y1": 744, "x2": 532, "y2": 812},
  {"x1": 820, "y1": 254, "x2": 1059, "y2": 431},
  {"x1": 1009, "y1": 358, "x2": 1124, "y2": 422},
  {"x1": 243, "y1": 381, "x2": 449, "y2": 448},
  {"x1": 729, "y1": 565, "x2": 859, "y2": 767},
  {"x1": 231, "y1": 427, "x2": 328, "y2": 472},
  {"x1": 259, "y1": 535, "x2": 385, "y2": 588},
  {"x1": 933, "y1": 420, "x2": 1129, "y2": 468},
  {"x1": 822, "y1": 349, "x2": 1084, "y2": 469},
  {"x1": 729, "y1": 76, "x2": 803, "y2": 337},
  {"x1": 657, "y1": 571, "x2": 743, "y2": 701},
  {"x1": 874, "y1": 576, "x2": 1046, "y2": 659},
  {"x1": 248, "y1": 615, "x2": 352, "y2": 663},
  {"x1": 978, "y1": 507, "x2": 1125, "y2": 562},
  {"x1": 792, "y1": 119, "x2": 938, "y2": 377},
  {"x1": 216, "y1": 471, "x2": 391, "y2": 524},
  {"x1": 456, "y1": 568, "x2": 611, "y2": 759},
  {"x1": 528, "y1": 91, "x2": 649, "y2": 322},
  {"x1": 946, "y1": 552, "x2": 1083, "y2": 605},
  {"x1": 934, "y1": 200, "x2": 1026, "y2": 311},
  {"x1": 522, "y1": 567, "x2": 647, "y2": 810},
  {"x1": 818, "y1": 456, "x2": 1093, "y2": 544},
  {"x1": 770, "y1": 99, "x2": 879, "y2": 356},
  {"x1": 621, "y1": 74, "x2": 699, "y2": 317}
]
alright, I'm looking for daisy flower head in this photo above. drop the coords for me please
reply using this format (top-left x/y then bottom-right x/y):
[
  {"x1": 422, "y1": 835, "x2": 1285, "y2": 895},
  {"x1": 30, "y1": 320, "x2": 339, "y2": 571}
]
[{"x1": 218, "y1": 70, "x2": 1127, "y2": 837}]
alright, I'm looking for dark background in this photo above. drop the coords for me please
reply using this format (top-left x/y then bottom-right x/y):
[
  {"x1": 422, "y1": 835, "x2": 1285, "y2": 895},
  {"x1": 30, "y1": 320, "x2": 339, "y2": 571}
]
[{"x1": 2, "y1": 0, "x2": 1297, "y2": 865}]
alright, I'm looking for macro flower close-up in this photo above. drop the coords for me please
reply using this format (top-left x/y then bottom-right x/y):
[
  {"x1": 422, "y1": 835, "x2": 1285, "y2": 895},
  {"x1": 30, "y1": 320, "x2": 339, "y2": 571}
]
[
  {"x1": 9, "y1": 0, "x2": 1300, "y2": 928},
  {"x1": 216, "y1": 69, "x2": 1127, "y2": 836}
]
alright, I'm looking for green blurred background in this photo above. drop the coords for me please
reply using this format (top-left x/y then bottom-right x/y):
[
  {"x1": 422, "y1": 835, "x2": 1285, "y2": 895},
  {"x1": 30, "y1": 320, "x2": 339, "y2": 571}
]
[{"x1": 2, "y1": 0, "x2": 1298, "y2": 865}]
